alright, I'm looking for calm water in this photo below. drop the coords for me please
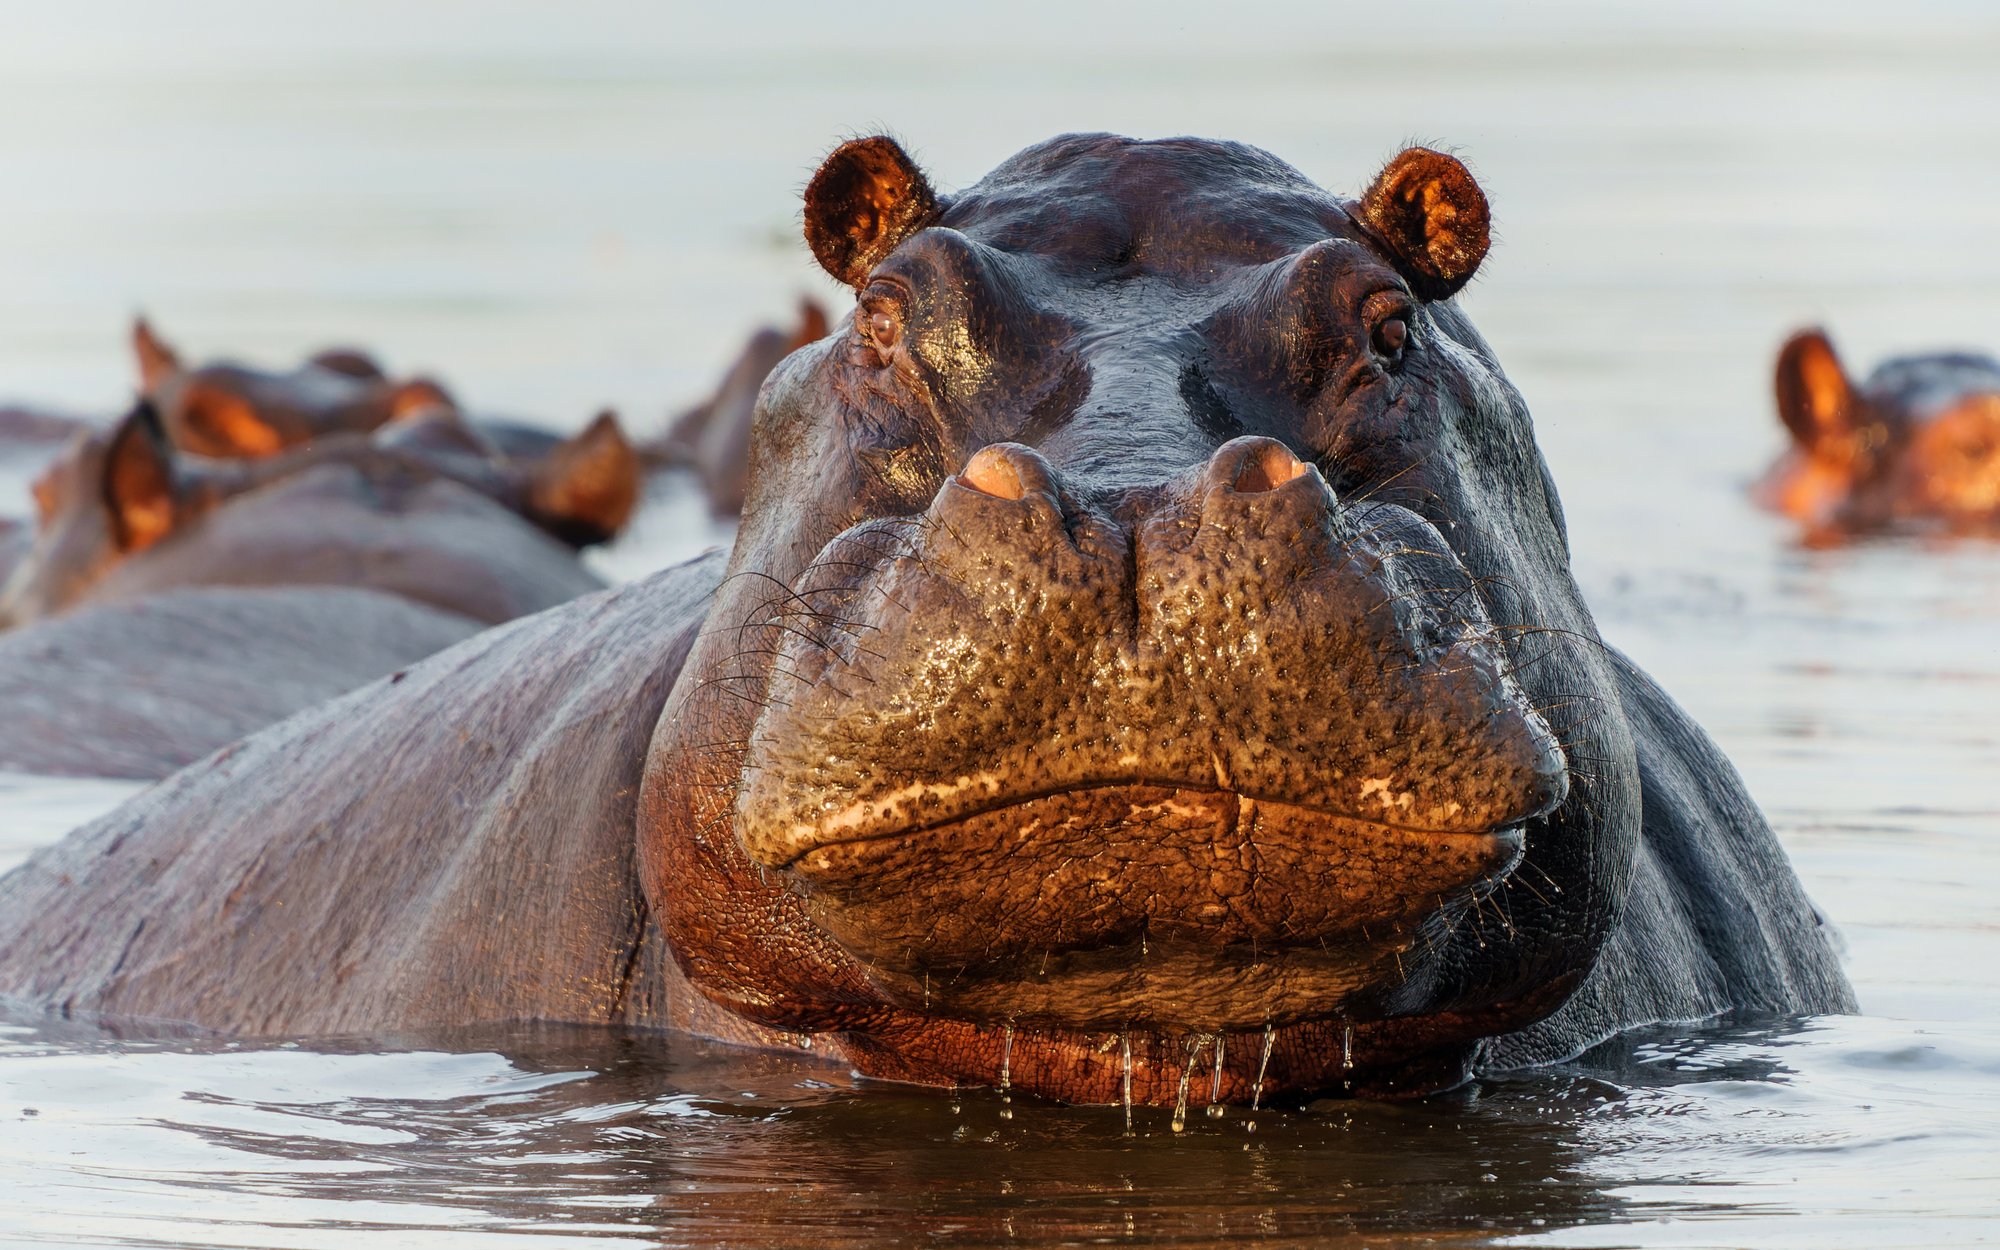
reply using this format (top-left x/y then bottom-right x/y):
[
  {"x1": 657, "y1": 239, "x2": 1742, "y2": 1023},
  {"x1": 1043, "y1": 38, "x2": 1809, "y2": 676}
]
[{"x1": 2, "y1": 4, "x2": 1999, "y2": 1246}]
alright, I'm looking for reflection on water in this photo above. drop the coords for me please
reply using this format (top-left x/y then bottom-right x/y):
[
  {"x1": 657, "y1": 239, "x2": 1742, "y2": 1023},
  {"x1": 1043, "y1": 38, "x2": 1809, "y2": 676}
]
[
  {"x1": 1, "y1": 2, "x2": 1999, "y2": 1247},
  {"x1": 4, "y1": 1011, "x2": 1994, "y2": 1249}
]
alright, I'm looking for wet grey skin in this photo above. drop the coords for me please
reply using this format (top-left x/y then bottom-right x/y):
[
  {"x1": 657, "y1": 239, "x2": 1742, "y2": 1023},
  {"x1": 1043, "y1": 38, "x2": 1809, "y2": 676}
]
[{"x1": 0, "y1": 135, "x2": 1851, "y2": 1109}]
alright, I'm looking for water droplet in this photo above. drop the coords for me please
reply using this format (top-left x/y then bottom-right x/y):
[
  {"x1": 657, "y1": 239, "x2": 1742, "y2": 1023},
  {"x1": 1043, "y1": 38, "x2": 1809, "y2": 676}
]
[{"x1": 1342, "y1": 1024, "x2": 1353, "y2": 1071}]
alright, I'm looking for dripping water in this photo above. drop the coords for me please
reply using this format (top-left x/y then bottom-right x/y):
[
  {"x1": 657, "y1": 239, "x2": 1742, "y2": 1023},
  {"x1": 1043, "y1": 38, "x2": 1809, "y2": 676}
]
[
  {"x1": 1342, "y1": 1024, "x2": 1352, "y2": 1070},
  {"x1": 1206, "y1": 1034, "x2": 1226, "y2": 1118},
  {"x1": 998, "y1": 1023, "x2": 1015, "y2": 1120},
  {"x1": 1250, "y1": 1023, "x2": 1275, "y2": 1113},
  {"x1": 1170, "y1": 1037, "x2": 1198, "y2": 1133},
  {"x1": 1119, "y1": 1031, "x2": 1133, "y2": 1134}
]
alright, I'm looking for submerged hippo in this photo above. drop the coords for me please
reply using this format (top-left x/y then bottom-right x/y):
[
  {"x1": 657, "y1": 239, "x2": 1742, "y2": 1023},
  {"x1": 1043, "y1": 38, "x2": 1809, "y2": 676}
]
[
  {"x1": 0, "y1": 135, "x2": 1851, "y2": 1107},
  {"x1": 1758, "y1": 327, "x2": 2000, "y2": 540},
  {"x1": 0, "y1": 400, "x2": 607, "y2": 627},
  {"x1": 133, "y1": 317, "x2": 454, "y2": 457}
]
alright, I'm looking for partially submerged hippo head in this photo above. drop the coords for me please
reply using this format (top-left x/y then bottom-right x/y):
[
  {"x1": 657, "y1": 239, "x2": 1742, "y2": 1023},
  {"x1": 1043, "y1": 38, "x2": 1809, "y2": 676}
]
[
  {"x1": 1759, "y1": 327, "x2": 2000, "y2": 539},
  {"x1": 641, "y1": 135, "x2": 1641, "y2": 1102},
  {"x1": 0, "y1": 401, "x2": 635, "y2": 626},
  {"x1": 132, "y1": 317, "x2": 452, "y2": 457}
]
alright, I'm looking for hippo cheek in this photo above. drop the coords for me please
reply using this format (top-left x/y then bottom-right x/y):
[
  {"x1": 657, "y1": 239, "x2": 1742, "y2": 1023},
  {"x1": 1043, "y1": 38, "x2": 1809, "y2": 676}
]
[{"x1": 779, "y1": 787, "x2": 1525, "y2": 1032}]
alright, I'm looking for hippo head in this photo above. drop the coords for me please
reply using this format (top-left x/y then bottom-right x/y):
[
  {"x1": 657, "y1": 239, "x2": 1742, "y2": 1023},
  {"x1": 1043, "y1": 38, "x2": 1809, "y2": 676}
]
[
  {"x1": 641, "y1": 135, "x2": 1641, "y2": 1104},
  {"x1": 0, "y1": 403, "x2": 212, "y2": 626},
  {"x1": 133, "y1": 318, "x2": 451, "y2": 457},
  {"x1": 1765, "y1": 328, "x2": 2000, "y2": 537},
  {"x1": 0, "y1": 400, "x2": 639, "y2": 626}
]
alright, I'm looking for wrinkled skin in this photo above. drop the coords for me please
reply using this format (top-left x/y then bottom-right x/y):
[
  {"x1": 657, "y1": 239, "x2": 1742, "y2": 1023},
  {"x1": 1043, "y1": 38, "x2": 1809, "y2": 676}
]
[
  {"x1": 648, "y1": 300, "x2": 830, "y2": 515},
  {"x1": 1758, "y1": 327, "x2": 2000, "y2": 542},
  {"x1": 0, "y1": 401, "x2": 606, "y2": 627},
  {"x1": 0, "y1": 135, "x2": 1850, "y2": 1110},
  {"x1": 132, "y1": 317, "x2": 452, "y2": 457}
]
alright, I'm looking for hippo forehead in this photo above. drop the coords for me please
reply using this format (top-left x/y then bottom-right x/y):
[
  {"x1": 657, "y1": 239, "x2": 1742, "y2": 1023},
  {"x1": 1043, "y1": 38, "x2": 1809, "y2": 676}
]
[{"x1": 938, "y1": 135, "x2": 1361, "y2": 279}]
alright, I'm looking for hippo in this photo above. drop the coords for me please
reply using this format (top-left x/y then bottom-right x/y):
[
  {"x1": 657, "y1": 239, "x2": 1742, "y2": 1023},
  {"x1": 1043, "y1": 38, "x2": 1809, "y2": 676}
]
[
  {"x1": 648, "y1": 299, "x2": 830, "y2": 515},
  {"x1": 0, "y1": 135, "x2": 1851, "y2": 1108},
  {"x1": 371, "y1": 405, "x2": 643, "y2": 549},
  {"x1": 0, "y1": 400, "x2": 607, "y2": 628},
  {"x1": 132, "y1": 317, "x2": 455, "y2": 457},
  {"x1": 0, "y1": 585, "x2": 482, "y2": 778},
  {"x1": 1758, "y1": 327, "x2": 2000, "y2": 540}
]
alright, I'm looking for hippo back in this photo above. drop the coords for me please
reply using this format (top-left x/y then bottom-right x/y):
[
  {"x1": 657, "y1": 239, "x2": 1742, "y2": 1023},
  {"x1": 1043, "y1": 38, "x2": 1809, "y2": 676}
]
[
  {"x1": 0, "y1": 557, "x2": 735, "y2": 1037},
  {"x1": 0, "y1": 585, "x2": 483, "y2": 779},
  {"x1": 89, "y1": 460, "x2": 604, "y2": 624}
]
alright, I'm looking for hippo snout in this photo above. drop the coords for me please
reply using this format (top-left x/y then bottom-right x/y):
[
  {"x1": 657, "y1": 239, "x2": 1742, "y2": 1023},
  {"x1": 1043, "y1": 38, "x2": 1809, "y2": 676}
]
[{"x1": 725, "y1": 434, "x2": 1565, "y2": 1028}]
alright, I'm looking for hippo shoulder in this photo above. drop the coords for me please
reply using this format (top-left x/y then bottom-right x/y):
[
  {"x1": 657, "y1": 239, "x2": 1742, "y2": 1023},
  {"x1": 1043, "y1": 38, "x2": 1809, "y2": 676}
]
[
  {"x1": 0, "y1": 585, "x2": 483, "y2": 779},
  {"x1": 0, "y1": 554, "x2": 722, "y2": 1036},
  {"x1": 1481, "y1": 650, "x2": 1856, "y2": 1070}
]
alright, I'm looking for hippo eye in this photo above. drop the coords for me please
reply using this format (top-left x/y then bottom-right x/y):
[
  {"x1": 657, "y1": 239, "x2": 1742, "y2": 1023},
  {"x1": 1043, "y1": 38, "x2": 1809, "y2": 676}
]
[
  {"x1": 852, "y1": 282, "x2": 907, "y2": 367},
  {"x1": 867, "y1": 309, "x2": 901, "y2": 351},
  {"x1": 1363, "y1": 291, "x2": 1415, "y2": 369},
  {"x1": 1373, "y1": 318, "x2": 1408, "y2": 357}
]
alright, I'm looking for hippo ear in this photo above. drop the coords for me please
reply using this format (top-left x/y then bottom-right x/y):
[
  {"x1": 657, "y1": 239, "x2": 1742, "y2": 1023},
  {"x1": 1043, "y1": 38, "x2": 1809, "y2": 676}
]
[
  {"x1": 529, "y1": 411, "x2": 642, "y2": 546},
  {"x1": 176, "y1": 382, "x2": 285, "y2": 457},
  {"x1": 1355, "y1": 147, "x2": 1491, "y2": 301},
  {"x1": 1774, "y1": 329, "x2": 1862, "y2": 451},
  {"x1": 101, "y1": 401, "x2": 179, "y2": 552},
  {"x1": 804, "y1": 136, "x2": 943, "y2": 287},
  {"x1": 131, "y1": 316, "x2": 182, "y2": 393}
]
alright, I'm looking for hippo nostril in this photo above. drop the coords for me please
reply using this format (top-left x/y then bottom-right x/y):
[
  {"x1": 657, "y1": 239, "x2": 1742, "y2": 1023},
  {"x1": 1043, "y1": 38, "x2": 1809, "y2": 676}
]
[
  {"x1": 960, "y1": 446, "x2": 1027, "y2": 501},
  {"x1": 1232, "y1": 443, "x2": 1309, "y2": 494}
]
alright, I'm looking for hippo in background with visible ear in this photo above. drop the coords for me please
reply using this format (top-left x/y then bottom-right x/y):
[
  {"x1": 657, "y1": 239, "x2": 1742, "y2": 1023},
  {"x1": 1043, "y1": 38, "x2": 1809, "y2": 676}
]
[
  {"x1": 1758, "y1": 327, "x2": 2000, "y2": 541},
  {"x1": 0, "y1": 399, "x2": 623, "y2": 776},
  {"x1": 132, "y1": 317, "x2": 454, "y2": 457},
  {"x1": 0, "y1": 400, "x2": 609, "y2": 629},
  {"x1": 0, "y1": 135, "x2": 1850, "y2": 1108},
  {"x1": 647, "y1": 299, "x2": 830, "y2": 515}
]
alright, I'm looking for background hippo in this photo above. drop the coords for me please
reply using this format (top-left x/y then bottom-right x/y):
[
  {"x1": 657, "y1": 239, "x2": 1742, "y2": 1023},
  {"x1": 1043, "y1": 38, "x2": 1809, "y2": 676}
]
[
  {"x1": 0, "y1": 585, "x2": 481, "y2": 778},
  {"x1": 1759, "y1": 327, "x2": 2000, "y2": 541},
  {"x1": 0, "y1": 135, "x2": 1850, "y2": 1108},
  {"x1": 0, "y1": 400, "x2": 612, "y2": 628},
  {"x1": 0, "y1": 400, "x2": 614, "y2": 774},
  {"x1": 132, "y1": 317, "x2": 453, "y2": 457}
]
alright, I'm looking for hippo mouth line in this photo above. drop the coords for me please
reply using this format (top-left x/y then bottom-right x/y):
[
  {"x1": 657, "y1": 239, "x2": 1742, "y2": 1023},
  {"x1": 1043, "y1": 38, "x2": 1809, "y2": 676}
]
[{"x1": 765, "y1": 778, "x2": 1529, "y2": 871}]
